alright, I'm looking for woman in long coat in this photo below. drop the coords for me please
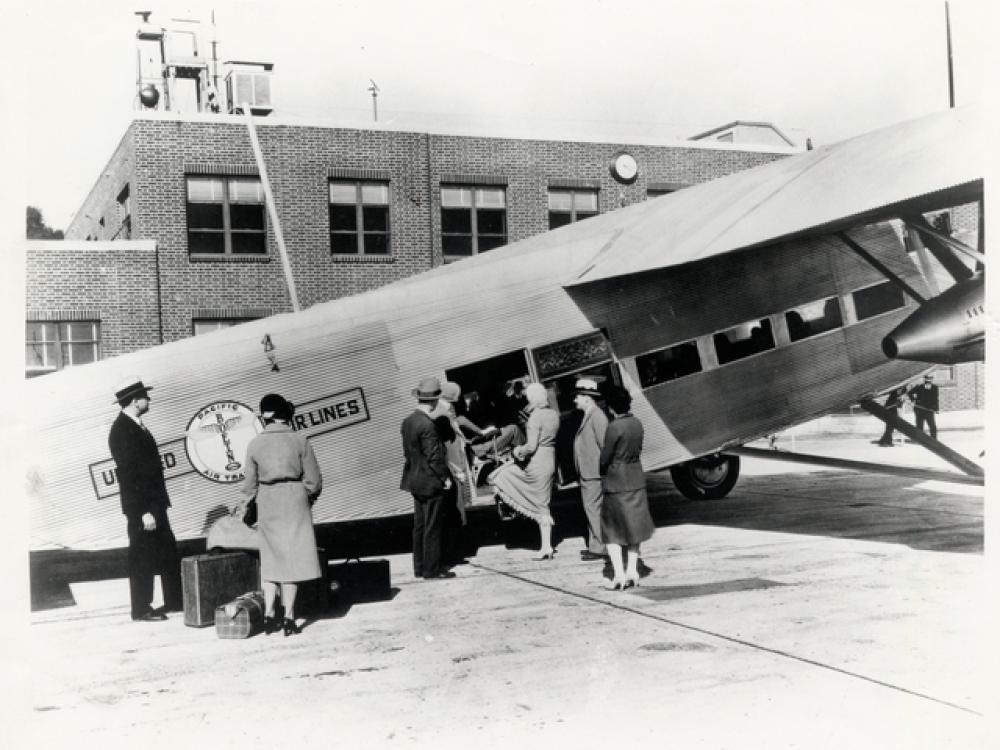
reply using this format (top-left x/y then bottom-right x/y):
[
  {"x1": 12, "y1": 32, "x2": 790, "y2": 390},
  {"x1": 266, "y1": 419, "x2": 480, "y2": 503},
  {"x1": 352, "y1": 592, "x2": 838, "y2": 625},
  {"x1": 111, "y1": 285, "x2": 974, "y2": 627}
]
[
  {"x1": 242, "y1": 393, "x2": 322, "y2": 636},
  {"x1": 599, "y1": 386, "x2": 654, "y2": 590},
  {"x1": 490, "y1": 383, "x2": 560, "y2": 559}
]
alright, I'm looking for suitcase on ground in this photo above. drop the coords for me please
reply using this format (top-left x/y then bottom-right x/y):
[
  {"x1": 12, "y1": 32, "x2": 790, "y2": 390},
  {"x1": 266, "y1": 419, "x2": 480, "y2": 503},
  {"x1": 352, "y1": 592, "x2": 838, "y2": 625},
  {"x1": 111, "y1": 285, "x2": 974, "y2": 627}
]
[
  {"x1": 182, "y1": 551, "x2": 260, "y2": 627},
  {"x1": 330, "y1": 558, "x2": 392, "y2": 603},
  {"x1": 215, "y1": 591, "x2": 265, "y2": 639}
]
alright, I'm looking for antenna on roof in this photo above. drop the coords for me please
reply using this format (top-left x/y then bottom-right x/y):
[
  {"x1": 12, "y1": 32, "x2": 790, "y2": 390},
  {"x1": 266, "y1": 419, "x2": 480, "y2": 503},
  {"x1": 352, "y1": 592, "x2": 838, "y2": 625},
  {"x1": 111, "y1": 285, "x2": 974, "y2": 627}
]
[{"x1": 368, "y1": 79, "x2": 379, "y2": 122}]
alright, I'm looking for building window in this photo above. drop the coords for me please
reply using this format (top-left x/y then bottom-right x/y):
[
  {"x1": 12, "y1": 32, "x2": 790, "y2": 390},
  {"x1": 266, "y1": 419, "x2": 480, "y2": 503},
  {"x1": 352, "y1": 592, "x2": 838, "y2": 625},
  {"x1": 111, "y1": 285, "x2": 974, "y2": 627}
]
[
  {"x1": 192, "y1": 319, "x2": 255, "y2": 336},
  {"x1": 441, "y1": 186, "x2": 507, "y2": 258},
  {"x1": 852, "y1": 281, "x2": 906, "y2": 321},
  {"x1": 26, "y1": 321, "x2": 100, "y2": 377},
  {"x1": 636, "y1": 340, "x2": 702, "y2": 387},
  {"x1": 714, "y1": 318, "x2": 775, "y2": 365},
  {"x1": 329, "y1": 181, "x2": 390, "y2": 255},
  {"x1": 548, "y1": 189, "x2": 598, "y2": 229},
  {"x1": 785, "y1": 297, "x2": 844, "y2": 342},
  {"x1": 186, "y1": 176, "x2": 266, "y2": 256}
]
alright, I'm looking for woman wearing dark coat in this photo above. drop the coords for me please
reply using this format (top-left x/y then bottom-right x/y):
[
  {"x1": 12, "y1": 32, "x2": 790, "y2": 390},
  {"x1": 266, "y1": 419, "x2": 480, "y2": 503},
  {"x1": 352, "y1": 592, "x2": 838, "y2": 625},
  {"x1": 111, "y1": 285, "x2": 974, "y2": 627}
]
[
  {"x1": 241, "y1": 393, "x2": 322, "y2": 636},
  {"x1": 599, "y1": 386, "x2": 654, "y2": 590}
]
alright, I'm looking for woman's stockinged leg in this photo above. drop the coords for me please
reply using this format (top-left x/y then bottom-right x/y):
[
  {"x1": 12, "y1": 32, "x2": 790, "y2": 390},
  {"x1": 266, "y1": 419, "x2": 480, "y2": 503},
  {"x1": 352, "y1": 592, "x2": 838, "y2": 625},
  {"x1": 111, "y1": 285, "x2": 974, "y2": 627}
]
[
  {"x1": 539, "y1": 519, "x2": 553, "y2": 555},
  {"x1": 263, "y1": 580, "x2": 278, "y2": 617},
  {"x1": 280, "y1": 582, "x2": 298, "y2": 621},
  {"x1": 606, "y1": 543, "x2": 625, "y2": 589},
  {"x1": 625, "y1": 545, "x2": 640, "y2": 586}
]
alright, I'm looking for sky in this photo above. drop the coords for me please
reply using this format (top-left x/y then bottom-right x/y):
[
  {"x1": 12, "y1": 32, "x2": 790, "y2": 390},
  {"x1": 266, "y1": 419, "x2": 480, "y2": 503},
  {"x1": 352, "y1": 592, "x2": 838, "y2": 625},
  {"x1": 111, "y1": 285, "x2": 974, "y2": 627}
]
[{"x1": 5, "y1": 0, "x2": 992, "y2": 231}]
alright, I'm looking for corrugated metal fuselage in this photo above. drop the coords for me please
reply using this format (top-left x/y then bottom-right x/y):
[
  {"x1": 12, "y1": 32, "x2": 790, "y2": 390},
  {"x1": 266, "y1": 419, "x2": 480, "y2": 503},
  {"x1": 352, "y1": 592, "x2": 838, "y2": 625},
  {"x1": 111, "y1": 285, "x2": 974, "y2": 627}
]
[{"x1": 24, "y1": 221, "x2": 927, "y2": 552}]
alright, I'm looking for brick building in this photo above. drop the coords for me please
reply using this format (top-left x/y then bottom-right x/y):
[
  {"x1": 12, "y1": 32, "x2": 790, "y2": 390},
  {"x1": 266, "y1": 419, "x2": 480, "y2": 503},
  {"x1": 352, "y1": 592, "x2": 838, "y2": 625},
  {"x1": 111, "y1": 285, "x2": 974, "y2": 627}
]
[{"x1": 26, "y1": 111, "x2": 982, "y2": 410}]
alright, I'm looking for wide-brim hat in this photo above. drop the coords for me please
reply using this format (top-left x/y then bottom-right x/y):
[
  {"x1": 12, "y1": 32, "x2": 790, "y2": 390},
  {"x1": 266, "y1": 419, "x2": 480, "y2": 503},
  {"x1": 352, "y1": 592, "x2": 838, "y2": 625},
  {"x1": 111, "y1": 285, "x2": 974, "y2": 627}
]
[
  {"x1": 114, "y1": 379, "x2": 152, "y2": 405},
  {"x1": 574, "y1": 378, "x2": 602, "y2": 398},
  {"x1": 412, "y1": 377, "x2": 442, "y2": 401},
  {"x1": 440, "y1": 381, "x2": 462, "y2": 403}
]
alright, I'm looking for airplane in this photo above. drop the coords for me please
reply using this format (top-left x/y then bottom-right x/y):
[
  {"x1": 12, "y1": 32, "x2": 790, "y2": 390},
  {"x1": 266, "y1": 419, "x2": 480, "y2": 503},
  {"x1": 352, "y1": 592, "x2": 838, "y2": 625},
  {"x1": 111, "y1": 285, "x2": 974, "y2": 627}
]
[{"x1": 23, "y1": 103, "x2": 984, "y2": 556}]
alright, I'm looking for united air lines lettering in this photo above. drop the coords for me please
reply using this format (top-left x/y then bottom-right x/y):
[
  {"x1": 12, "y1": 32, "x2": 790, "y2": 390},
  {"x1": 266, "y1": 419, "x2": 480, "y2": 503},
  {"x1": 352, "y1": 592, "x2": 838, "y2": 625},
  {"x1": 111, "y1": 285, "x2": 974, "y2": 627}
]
[
  {"x1": 88, "y1": 439, "x2": 190, "y2": 500},
  {"x1": 290, "y1": 388, "x2": 369, "y2": 438}
]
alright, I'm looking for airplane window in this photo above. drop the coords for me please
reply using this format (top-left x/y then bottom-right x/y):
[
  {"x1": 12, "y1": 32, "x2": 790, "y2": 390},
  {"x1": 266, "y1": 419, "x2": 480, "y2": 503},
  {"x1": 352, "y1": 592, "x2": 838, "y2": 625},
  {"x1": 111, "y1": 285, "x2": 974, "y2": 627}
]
[
  {"x1": 636, "y1": 341, "x2": 702, "y2": 387},
  {"x1": 785, "y1": 297, "x2": 843, "y2": 342},
  {"x1": 713, "y1": 318, "x2": 775, "y2": 365},
  {"x1": 853, "y1": 281, "x2": 906, "y2": 321}
]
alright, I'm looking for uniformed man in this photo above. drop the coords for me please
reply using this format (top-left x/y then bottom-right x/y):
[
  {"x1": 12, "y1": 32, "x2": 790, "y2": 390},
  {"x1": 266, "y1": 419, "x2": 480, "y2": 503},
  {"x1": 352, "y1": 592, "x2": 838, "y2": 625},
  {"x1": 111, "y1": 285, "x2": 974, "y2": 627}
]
[{"x1": 908, "y1": 372, "x2": 940, "y2": 439}]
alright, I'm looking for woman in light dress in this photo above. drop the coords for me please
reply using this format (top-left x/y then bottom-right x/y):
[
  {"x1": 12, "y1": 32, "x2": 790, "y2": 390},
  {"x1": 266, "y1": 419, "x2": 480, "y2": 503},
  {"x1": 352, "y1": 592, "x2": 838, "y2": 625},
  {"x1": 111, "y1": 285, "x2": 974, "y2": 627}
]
[{"x1": 490, "y1": 383, "x2": 560, "y2": 559}]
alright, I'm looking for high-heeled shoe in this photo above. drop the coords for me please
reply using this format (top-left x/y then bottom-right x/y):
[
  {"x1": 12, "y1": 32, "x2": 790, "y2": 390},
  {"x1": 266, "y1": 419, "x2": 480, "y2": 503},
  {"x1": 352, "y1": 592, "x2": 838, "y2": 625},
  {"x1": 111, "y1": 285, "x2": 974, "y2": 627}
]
[
  {"x1": 263, "y1": 615, "x2": 280, "y2": 635},
  {"x1": 624, "y1": 574, "x2": 640, "y2": 589},
  {"x1": 282, "y1": 618, "x2": 302, "y2": 637},
  {"x1": 605, "y1": 578, "x2": 625, "y2": 591},
  {"x1": 533, "y1": 549, "x2": 556, "y2": 561}
]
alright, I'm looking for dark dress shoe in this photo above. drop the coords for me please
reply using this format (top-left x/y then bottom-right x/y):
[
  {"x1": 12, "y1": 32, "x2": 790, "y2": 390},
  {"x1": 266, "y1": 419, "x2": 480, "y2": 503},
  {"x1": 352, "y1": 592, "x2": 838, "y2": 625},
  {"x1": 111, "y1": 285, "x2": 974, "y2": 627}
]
[
  {"x1": 580, "y1": 551, "x2": 606, "y2": 562},
  {"x1": 132, "y1": 610, "x2": 168, "y2": 622},
  {"x1": 424, "y1": 571, "x2": 457, "y2": 579},
  {"x1": 263, "y1": 615, "x2": 280, "y2": 635},
  {"x1": 282, "y1": 618, "x2": 302, "y2": 637}
]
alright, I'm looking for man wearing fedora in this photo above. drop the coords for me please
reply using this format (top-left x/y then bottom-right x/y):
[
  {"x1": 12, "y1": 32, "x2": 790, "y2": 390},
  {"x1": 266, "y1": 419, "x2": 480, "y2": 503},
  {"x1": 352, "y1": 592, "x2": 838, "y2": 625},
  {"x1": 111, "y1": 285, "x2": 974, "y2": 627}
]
[
  {"x1": 400, "y1": 377, "x2": 455, "y2": 580},
  {"x1": 108, "y1": 378, "x2": 183, "y2": 621},
  {"x1": 573, "y1": 378, "x2": 609, "y2": 561},
  {"x1": 907, "y1": 372, "x2": 941, "y2": 439}
]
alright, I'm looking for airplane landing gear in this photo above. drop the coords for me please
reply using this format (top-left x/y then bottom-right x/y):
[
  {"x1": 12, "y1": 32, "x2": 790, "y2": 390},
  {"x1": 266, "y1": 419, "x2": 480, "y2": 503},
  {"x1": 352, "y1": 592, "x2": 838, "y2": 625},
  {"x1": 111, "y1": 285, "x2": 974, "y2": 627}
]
[{"x1": 670, "y1": 454, "x2": 740, "y2": 500}]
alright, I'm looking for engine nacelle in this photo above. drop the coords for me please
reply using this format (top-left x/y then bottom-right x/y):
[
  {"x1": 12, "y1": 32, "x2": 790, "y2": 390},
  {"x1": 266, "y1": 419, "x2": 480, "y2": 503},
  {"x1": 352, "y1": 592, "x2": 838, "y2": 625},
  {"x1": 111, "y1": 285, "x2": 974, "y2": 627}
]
[{"x1": 882, "y1": 272, "x2": 984, "y2": 364}]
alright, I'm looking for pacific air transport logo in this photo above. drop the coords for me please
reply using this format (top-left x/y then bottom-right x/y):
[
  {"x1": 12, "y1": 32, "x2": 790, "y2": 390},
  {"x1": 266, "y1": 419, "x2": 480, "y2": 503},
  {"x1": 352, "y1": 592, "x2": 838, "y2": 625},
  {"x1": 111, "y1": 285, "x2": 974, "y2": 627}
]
[{"x1": 184, "y1": 401, "x2": 263, "y2": 483}]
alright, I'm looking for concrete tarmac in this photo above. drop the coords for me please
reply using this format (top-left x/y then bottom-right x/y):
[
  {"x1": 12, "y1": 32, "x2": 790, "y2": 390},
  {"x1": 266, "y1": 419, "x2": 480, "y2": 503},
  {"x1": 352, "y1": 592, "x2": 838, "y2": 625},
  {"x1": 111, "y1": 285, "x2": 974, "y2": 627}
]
[{"x1": 15, "y1": 428, "x2": 990, "y2": 749}]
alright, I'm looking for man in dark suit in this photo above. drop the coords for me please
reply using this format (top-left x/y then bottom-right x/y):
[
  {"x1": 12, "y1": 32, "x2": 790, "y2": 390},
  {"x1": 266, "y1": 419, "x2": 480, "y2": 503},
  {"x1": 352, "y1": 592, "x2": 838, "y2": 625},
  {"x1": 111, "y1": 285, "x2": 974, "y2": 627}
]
[
  {"x1": 400, "y1": 377, "x2": 455, "y2": 580},
  {"x1": 908, "y1": 372, "x2": 941, "y2": 439},
  {"x1": 108, "y1": 379, "x2": 182, "y2": 621}
]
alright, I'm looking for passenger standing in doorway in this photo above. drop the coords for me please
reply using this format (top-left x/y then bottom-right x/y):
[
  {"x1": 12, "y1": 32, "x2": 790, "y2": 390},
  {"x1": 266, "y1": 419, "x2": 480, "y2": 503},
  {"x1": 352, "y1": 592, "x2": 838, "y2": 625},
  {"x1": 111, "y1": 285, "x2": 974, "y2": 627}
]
[
  {"x1": 107, "y1": 378, "x2": 183, "y2": 622},
  {"x1": 874, "y1": 386, "x2": 907, "y2": 447},
  {"x1": 401, "y1": 377, "x2": 455, "y2": 580},
  {"x1": 491, "y1": 382, "x2": 561, "y2": 559},
  {"x1": 600, "y1": 387, "x2": 654, "y2": 590},
  {"x1": 241, "y1": 393, "x2": 322, "y2": 637},
  {"x1": 908, "y1": 373, "x2": 940, "y2": 439},
  {"x1": 573, "y1": 378, "x2": 608, "y2": 561}
]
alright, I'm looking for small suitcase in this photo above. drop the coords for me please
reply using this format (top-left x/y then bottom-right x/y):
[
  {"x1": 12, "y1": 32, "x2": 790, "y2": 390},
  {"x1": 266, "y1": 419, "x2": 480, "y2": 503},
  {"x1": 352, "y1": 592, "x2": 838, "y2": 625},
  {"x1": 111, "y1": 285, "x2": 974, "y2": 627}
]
[
  {"x1": 182, "y1": 551, "x2": 260, "y2": 627},
  {"x1": 215, "y1": 591, "x2": 265, "y2": 639},
  {"x1": 330, "y1": 558, "x2": 392, "y2": 603}
]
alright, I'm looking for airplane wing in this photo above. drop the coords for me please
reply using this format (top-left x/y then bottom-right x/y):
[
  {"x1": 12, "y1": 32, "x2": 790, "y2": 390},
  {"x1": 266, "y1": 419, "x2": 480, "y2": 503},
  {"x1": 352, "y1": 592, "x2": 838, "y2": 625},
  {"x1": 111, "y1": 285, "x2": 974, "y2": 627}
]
[{"x1": 567, "y1": 103, "x2": 983, "y2": 286}]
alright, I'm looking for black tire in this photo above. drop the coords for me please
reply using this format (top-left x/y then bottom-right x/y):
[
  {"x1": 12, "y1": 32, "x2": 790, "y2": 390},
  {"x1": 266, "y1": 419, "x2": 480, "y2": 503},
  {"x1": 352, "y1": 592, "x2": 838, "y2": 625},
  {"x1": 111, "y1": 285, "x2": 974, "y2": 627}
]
[{"x1": 670, "y1": 454, "x2": 740, "y2": 500}]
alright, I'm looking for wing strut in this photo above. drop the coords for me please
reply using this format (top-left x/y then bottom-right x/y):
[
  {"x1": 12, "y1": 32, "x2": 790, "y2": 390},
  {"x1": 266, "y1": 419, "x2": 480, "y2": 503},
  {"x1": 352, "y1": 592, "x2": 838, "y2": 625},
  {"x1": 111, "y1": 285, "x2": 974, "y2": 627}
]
[
  {"x1": 857, "y1": 397, "x2": 983, "y2": 478},
  {"x1": 836, "y1": 232, "x2": 925, "y2": 304},
  {"x1": 900, "y1": 213, "x2": 976, "y2": 282}
]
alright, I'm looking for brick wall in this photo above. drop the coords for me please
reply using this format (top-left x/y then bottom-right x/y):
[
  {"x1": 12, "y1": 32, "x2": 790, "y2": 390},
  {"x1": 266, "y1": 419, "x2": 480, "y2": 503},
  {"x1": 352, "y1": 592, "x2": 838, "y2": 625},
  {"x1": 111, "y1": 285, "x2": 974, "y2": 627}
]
[{"x1": 26, "y1": 241, "x2": 161, "y2": 358}]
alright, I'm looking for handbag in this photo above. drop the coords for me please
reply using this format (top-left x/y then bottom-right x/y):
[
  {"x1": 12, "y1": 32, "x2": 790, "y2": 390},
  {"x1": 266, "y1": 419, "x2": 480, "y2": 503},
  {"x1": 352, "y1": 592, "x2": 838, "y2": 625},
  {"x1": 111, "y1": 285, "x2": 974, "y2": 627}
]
[{"x1": 242, "y1": 497, "x2": 258, "y2": 526}]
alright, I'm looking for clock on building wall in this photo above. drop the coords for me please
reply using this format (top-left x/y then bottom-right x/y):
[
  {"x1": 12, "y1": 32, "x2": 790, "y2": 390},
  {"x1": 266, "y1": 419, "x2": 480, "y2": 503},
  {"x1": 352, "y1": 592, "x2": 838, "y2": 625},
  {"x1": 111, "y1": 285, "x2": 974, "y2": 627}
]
[{"x1": 610, "y1": 152, "x2": 639, "y2": 184}]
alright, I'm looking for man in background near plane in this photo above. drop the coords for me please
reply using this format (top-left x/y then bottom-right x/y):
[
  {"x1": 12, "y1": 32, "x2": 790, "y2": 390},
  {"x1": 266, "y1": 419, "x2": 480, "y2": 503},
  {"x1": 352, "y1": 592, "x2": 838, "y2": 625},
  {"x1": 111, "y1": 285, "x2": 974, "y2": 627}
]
[
  {"x1": 108, "y1": 378, "x2": 183, "y2": 622},
  {"x1": 874, "y1": 386, "x2": 907, "y2": 447},
  {"x1": 400, "y1": 377, "x2": 455, "y2": 580},
  {"x1": 908, "y1": 372, "x2": 940, "y2": 439},
  {"x1": 573, "y1": 379, "x2": 608, "y2": 562}
]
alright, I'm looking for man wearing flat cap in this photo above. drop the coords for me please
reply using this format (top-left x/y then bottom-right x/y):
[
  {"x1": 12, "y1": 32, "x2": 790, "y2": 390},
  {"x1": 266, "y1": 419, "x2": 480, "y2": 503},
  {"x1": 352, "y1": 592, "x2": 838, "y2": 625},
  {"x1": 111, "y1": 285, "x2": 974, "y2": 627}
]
[
  {"x1": 400, "y1": 377, "x2": 455, "y2": 579},
  {"x1": 573, "y1": 378, "x2": 609, "y2": 561},
  {"x1": 108, "y1": 378, "x2": 183, "y2": 621}
]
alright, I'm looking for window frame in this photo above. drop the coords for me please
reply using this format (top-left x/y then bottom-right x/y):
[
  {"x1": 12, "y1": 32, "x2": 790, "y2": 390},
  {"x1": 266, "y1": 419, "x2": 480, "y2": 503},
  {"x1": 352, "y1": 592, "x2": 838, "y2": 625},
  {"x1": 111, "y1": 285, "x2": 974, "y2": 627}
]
[
  {"x1": 547, "y1": 188, "x2": 599, "y2": 229},
  {"x1": 328, "y1": 179, "x2": 392, "y2": 257},
  {"x1": 635, "y1": 339, "x2": 704, "y2": 388},
  {"x1": 186, "y1": 176, "x2": 267, "y2": 258},
  {"x1": 440, "y1": 185, "x2": 508, "y2": 260},
  {"x1": 192, "y1": 318, "x2": 257, "y2": 336},
  {"x1": 851, "y1": 280, "x2": 907, "y2": 322},
  {"x1": 26, "y1": 321, "x2": 101, "y2": 377},
  {"x1": 712, "y1": 317, "x2": 777, "y2": 366},
  {"x1": 783, "y1": 296, "x2": 845, "y2": 343}
]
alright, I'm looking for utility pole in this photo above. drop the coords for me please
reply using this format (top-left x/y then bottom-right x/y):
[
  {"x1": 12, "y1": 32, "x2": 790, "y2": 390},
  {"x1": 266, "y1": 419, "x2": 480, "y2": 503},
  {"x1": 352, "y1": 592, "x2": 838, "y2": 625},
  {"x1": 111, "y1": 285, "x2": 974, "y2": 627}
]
[
  {"x1": 945, "y1": 1, "x2": 955, "y2": 108},
  {"x1": 369, "y1": 79, "x2": 379, "y2": 122}
]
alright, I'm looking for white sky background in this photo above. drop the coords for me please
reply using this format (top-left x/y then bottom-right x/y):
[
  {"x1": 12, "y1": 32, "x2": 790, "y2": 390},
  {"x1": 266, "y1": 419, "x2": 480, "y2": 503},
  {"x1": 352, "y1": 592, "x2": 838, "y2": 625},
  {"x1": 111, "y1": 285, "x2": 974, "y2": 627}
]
[{"x1": 9, "y1": 0, "x2": 992, "y2": 229}]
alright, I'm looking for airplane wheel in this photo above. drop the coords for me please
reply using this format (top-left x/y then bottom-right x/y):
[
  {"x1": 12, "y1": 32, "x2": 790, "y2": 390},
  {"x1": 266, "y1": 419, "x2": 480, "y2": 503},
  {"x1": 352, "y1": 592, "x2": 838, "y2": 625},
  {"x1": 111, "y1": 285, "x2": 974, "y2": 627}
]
[{"x1": 670, "y1": 454, "x2": 740, "y2": 500}]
